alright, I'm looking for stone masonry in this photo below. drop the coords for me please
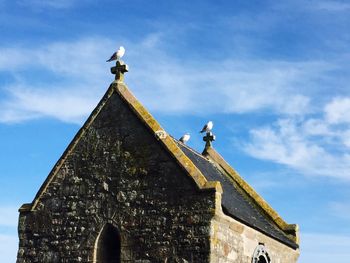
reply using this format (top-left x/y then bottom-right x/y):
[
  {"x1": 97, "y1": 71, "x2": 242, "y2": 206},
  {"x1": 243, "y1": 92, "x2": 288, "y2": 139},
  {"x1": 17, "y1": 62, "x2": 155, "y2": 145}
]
[
  {"x1": 17, "y1": 89, "x2": 217, "y2": 262},
  {"x1": 17, "y1": 61, "x2": 299, "y2": 263}
]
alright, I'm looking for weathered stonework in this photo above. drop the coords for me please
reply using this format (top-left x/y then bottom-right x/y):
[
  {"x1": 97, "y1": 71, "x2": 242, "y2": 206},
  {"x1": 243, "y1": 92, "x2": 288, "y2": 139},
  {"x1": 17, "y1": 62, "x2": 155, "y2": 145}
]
[
  {"x1": 17, "y1": 89, "x2": 217, "y2": 262},
  {"x1": 17, "y1": 72, "x2": 299, "y2": 262},
  {"x1": 210, "y1": 211, "x2": 299, "y2": 263}
]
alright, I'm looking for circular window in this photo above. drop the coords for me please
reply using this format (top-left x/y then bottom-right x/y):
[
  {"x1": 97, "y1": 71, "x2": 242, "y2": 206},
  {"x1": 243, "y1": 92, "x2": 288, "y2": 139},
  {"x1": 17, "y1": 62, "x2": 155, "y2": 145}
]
[{"x1": 252, "y1": 244, "x2": 271, "y2": 263}]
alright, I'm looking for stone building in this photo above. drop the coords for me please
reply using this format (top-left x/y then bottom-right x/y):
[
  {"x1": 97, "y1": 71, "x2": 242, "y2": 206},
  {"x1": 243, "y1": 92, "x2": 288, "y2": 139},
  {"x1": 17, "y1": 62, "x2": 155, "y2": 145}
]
[{"x1": 17, "y1": 60, "x2": 299, "y2": 262}]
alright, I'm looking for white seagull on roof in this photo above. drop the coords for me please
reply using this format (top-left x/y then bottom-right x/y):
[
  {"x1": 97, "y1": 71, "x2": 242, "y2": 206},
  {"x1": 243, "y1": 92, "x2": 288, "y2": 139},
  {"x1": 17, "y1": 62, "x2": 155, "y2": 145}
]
[
  {"x1": 106, "y1": 46, "x2": 125, "y2": 62},
  {"x1": 179, "y1": 133, "x2": 190, "y2": 144},
  {"x1": 200, "y1": 121, "x2": 213, "y2": 133}
]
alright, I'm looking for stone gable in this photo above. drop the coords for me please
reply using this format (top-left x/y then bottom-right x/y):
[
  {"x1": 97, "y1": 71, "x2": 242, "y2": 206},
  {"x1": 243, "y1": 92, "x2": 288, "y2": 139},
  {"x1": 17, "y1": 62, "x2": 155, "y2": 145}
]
[{"x1": 17, "y1": 89, "x2": 217, "y2": 262}]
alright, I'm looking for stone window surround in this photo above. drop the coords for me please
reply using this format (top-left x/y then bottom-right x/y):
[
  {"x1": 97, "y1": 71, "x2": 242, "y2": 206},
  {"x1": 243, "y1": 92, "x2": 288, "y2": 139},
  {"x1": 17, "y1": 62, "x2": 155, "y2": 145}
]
[{"x1": 252, "y1": 244, "x2": 271, "y2": 263}]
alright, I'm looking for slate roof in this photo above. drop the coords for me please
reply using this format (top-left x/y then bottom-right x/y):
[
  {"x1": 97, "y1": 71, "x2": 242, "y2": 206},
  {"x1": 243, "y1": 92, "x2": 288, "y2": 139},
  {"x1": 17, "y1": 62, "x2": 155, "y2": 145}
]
[{"x1": 175, "y1": 141, "x2": 299, "y2": 249}]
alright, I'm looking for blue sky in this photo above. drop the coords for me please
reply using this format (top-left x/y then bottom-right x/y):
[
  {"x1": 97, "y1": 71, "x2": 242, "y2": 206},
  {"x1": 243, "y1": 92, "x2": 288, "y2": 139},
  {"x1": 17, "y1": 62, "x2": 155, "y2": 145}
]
[{"x1": 1, "y1": 0, "x2": 350, "y2": 262}]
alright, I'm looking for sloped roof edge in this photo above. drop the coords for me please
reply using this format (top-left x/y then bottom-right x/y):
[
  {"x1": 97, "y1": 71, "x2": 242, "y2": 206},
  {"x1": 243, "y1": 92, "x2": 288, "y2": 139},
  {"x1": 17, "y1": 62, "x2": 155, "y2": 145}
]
[
  {"x1": 25, "y1": 81, "x2": 221, "y2": 212},
  {"x1": 203, "y1": 146, "x2": 299, "y2": 244},
  {"x1": 29, "y1": 84, "x2": 116, "y2": 211},
  {"x1": 113, "y1": 82, "x2": 222, "y2": 194}
]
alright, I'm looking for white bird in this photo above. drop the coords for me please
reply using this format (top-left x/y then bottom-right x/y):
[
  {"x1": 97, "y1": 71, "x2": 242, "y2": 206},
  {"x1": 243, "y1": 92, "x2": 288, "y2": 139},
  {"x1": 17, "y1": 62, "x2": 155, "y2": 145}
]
[
  {"x1": 179, "y1": 133, "x2": 190, "y2": 144},
  {"x1": 200, "y1": 121, "x2": 213, "y2": 133},
  {"x1": 106, "y1": 46, "x2": 125, "y2": 62}
]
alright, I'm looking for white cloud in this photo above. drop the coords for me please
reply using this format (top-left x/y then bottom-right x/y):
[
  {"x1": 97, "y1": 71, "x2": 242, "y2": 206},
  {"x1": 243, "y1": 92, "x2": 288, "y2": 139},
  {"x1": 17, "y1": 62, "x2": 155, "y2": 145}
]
[
  {"x1": 299, "y1": 233, "x2": 350, "y2": 263},
  {"x1": 302, "y1": 118, "x2": 333, "y2": 136},
  {"x1": 0, "y1": 37, "x2": 115, "y2": 124},
  {"x1": 0, "y1": 37, "x2": 113, "y2": 81},
  {"x1": 340, "y1": 129, "x2": 350, "y2": 148},
  {"x1": 325, "y1": 97, "x2": 350, "y2": 124},
  {"x1": 243, "y1": 95, "x2": 350, "y2": 181},
  {"x1": 244, "y1": 117, "x2": 350, "y2": 181},
  {"x1": 1, "y1": 35, "x2": 332, "y2": 124},
  {"x1": 0, "y1": 47, "x2": 34, "y2": 71},
  {"x1": 0, "y1": 85, "x2": 99, "y2": 124},
  {"x1": 128, "y1": 51, "x2": 329, "y2": 116},
  {"x1": 0, "y1": 234, "x2": 18, "y2": 263}
]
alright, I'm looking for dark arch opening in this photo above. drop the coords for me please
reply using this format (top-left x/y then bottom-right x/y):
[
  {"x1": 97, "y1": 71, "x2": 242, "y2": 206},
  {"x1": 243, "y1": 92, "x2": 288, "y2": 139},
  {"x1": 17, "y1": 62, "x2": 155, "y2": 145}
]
[
  {"x1": 96, "y1": 223, "x2": 121, "y2": 263},
  {"x1": 257, "y1": 255, "x2": 268, "y2": 263}
]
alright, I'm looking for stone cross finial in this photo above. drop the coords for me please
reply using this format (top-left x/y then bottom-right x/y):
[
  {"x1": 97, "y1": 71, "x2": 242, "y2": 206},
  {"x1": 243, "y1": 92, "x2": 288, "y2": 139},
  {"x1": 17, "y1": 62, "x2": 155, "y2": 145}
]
[
  {"x1": 203, "y1": 131, "x2": 216, "y2": 148},
  {"x1": 111, "y1": 60, "x2": 129, "y2": 82}
]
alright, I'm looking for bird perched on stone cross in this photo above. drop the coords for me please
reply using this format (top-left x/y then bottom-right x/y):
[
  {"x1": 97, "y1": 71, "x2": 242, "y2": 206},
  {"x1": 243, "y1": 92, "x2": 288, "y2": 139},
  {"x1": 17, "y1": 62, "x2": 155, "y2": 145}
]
[{"x1": 107, "y1": 46, "x2": 128, "y2": 82}]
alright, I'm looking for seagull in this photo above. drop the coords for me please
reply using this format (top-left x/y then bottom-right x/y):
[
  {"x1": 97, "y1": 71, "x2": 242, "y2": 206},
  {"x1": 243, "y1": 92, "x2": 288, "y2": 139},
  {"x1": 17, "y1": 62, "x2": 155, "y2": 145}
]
[
  {"x1": 106, "y1": 46, "x2": 125, "y2": 62},
  {"x1": 179, "y1": 133, "x2": 190, "y2": 144},
  {"x1": 200, "y1": 121, "x2": 213, "y2": 133}
]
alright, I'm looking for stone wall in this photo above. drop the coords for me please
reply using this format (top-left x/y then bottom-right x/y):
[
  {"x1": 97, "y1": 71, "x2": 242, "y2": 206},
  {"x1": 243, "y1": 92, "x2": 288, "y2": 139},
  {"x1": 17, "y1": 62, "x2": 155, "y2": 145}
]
[
  {"x1": 209, "y1": 210, "x2": 300, "y2": 263},
  {"x1": 17, "y1": 92, "x2": 217, "y2": 263}
]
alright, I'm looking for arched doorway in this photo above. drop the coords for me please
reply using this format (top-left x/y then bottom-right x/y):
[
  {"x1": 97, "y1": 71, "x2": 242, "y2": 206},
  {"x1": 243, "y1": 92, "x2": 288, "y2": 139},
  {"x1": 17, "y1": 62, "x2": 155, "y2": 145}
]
[{"x1": 94, "y1": 223, "x2": 121, "y2": 263}]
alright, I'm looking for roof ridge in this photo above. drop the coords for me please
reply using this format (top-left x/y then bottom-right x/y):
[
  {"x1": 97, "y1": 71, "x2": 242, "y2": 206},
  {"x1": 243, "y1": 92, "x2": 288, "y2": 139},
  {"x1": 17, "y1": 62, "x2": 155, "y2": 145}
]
[
  {"x1": 113, "y1": 83, "x2": 222, "y2": 193},
  {"x1": 171, "y1": 136, "x2": 212, "y2": 162},
  {"x1": 175, "y1": 140, "x2": 292, "y2": 233},
  {"x1": 177, "y1": 142, "x2": 298, "y2": 248},
  {"x1": 30, "y1": 84, "x2": 116, "y2": 210},
  {"x1": 203, "y1": 146, "x2": 299, "y2": 245}
]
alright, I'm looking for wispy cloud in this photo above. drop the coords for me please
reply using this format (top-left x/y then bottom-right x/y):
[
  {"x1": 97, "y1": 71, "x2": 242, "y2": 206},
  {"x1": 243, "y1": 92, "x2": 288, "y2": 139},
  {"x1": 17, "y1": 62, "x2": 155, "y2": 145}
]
[
  {"x1": 0, "y1": 37, "x2": 115, "y2": 124},
  {"x1": 0, "y1": 37, "x2": 112, "y2": 81},
  {"x1": 325, "y1": 97, "x2": 350, "y2": 124},
  {"x1": 0, "y1": 35, "x2": 336, "y2": 124},
  {"x1": 243, "y1": 97, "x2": 350, "y2": 180},
  {"x1": 128, "y1": 48, "x2": 332, "y2": 116},
  {"x1": 0, "y1": 85, "x2": 99, "y2": 124}
]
